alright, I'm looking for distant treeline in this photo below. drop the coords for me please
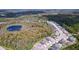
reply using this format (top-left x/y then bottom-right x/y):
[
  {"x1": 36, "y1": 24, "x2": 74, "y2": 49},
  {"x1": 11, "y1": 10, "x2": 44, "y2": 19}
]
[
  {"x1": 0, "y1": 11, "x2": 45, "y2": 18},
  {"x1": 43, "y1": 14, "x2": 79, "y2": 26}
]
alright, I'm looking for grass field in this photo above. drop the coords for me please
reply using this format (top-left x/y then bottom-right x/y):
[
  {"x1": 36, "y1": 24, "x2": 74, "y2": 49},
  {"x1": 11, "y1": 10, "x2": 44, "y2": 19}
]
[{"x1": 0, "y1": 17, "x2": 53, "y2": 50}]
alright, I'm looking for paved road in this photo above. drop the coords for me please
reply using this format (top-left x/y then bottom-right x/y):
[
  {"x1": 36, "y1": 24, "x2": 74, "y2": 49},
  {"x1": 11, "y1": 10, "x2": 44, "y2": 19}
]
[{"x1": 47, "y1": 21, "x2": 68, "y2": 41}]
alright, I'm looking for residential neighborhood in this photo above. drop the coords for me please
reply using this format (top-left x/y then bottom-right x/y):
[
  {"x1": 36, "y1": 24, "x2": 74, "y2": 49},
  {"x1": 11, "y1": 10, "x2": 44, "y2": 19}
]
[{"x1": 32, "y1": 21, "x2": 76, "y2": 50}]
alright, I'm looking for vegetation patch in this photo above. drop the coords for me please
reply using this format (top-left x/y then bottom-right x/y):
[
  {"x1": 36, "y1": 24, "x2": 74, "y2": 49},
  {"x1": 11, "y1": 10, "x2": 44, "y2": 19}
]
[
  {"x1": 44, "y1": 15, "x2": 79, "y2": 50},
  {"x1": 0, "y1": 19, "x2": 52, "y2": 50}
]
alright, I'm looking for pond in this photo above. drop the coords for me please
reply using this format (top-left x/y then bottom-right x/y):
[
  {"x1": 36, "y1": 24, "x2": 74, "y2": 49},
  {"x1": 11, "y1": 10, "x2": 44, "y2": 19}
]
[{"x1": 7, "y1": 25, "x2": 22, "y2": 31}]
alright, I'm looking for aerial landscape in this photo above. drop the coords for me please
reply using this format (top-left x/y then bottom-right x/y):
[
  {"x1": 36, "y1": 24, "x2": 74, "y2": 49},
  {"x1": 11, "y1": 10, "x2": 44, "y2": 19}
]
[{"x1": 0, "y1": 9, "x2": 79, "y2": 50}]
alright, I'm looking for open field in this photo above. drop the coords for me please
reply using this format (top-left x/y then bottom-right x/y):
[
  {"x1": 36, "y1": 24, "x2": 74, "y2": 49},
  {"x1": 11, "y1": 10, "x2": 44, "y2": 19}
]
[{"x1": 0, "y1": 16, "x2": 53, "y2": 50}]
